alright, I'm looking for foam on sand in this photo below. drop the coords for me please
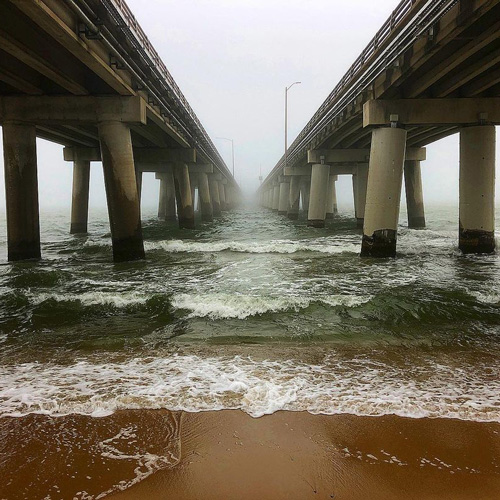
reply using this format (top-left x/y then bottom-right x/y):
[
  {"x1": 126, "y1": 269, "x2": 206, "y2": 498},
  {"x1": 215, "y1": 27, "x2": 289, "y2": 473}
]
[{"x1": 1, "y1": 352, "x2": 498, "y2": 422}]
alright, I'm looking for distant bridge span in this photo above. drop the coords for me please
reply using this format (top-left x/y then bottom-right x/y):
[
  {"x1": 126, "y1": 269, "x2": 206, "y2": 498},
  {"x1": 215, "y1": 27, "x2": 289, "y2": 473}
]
[
  {"x1": 260, "y1": 0, "x2": 500, "y2": 257},
  {"x1": 0, "y1": 0, "x2": 239, "y2": 261}
]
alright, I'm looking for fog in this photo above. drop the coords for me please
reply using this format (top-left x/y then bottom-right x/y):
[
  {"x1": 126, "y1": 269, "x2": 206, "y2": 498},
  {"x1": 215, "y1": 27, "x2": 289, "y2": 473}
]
[{"x1": 0, "y1": 0, "x2": 499, "y2": 215}]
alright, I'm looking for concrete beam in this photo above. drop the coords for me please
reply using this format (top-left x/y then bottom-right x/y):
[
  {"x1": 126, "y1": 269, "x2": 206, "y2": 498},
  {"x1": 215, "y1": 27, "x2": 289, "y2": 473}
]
[
  {"x1": 137, "y1": 163, "x2": 213, "y2": 174},
  {"x1": 63, "y1": 147, "x2": 197, "y2": 164},
  {"x1": 308, "y1": 148, "x2": 426, "y2": 164},
  {"x1": 0, "y1": 96, "x2": 146, "y2": 124},
  {"x1": 188, "y1": 163, "x2": 214, "y2": 174},
  {"x1": 363, "y1": 98, "x2": 500, "y2": 127},
  {"x1": 63, "y1": 147, "x2": 100, "y2": 162},
  {"x1": 284, "y1": 166, "x2": 311, "y2": 176},
  {"x1": 308, "y1": 149, "x2": 370, "y2": 164},
  {"x1": 133, "y1": 148, "x2": 196, "y2": 164}
]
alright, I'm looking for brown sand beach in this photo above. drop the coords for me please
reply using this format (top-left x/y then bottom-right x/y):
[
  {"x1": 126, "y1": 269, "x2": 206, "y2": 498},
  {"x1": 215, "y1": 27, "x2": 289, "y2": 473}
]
[{"x1": 1, "y1": 410, "x2": 499, "y2": 500}]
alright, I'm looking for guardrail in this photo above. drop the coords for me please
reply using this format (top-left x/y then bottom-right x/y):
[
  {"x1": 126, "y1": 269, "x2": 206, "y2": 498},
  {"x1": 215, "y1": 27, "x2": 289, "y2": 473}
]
[{"x1": 264, "y1": 0, "x2": 458, "y2": 186}]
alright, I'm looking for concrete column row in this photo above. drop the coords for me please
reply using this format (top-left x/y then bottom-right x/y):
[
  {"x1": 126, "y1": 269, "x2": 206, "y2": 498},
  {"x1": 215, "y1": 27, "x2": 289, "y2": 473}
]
[
  {"x1": 361, "y1": 125, "x2": 495, "y2": 257},
  {"x1": 264, "y1": 124, "x2": 495, "y2": 257},
  {"x1": 2, "y1": 120, "x2": 237, "y2": 262}
]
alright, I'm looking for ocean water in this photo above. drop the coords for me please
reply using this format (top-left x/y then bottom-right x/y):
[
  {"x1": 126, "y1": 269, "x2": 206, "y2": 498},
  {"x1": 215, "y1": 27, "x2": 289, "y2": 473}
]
[{"x1": 0, "y1": 203, "x2": 499, "y2": 422}]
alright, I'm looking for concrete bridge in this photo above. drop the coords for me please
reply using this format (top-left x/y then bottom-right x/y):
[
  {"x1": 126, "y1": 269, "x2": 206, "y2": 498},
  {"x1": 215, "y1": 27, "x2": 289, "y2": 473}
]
[
  {"x1": 0, "y1": 0, "x2": 239, "y2": 262},
  {"x1": 260, "y1": 0, "x2": 500, "y2": 257}
]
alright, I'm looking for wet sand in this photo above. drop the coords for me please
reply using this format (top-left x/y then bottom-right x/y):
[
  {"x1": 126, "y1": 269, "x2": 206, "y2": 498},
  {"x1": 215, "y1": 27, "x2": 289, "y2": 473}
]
[{"x1": 1, "y1": 410, "x2": 499, "y2": 499}]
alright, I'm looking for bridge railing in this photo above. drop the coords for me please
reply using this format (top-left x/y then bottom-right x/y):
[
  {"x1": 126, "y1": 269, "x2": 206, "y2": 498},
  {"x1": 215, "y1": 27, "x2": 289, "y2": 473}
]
[
  {"x1": 265, "y1": 0, "x2": 457, "y2": 185},
  {"x1": 99, "y1": 0, "x2": 231, "y2": 179}
]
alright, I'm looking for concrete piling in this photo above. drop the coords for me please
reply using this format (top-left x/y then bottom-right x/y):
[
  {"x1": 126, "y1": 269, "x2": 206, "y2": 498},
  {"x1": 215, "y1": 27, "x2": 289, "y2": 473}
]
[
  {"x1": 459, "y1": 125, "x2": 495, "y2": 254},
  {"x1": 354, "y1": 165, "x2": 368, "y2": 228},
  {"x1": 209, "y1": 177, "x2": 222, "y2": 216},
  {"x1": 325, "y1": 174, "x2": 338, "y2": 220},
  {"x1": 219, "y1": 182, "x2": 227, "y2": 211},
  {"x1": 173, "y1": 163, "x2": 195, "y2": 229},
  {"x1": 361, "y1": 127, "x2": 407, "y2": 257},
  {"x1": 198, "y1": 172, "x2": 213, "y2": 221},
  {"x1": 272, "y1": 184, "x2": 280, "y2": 211},
  {"x1": 278, "y1": 180, "x2": 290, "y2": 215},
  {"x1": 99, "y1": 120, "x2": 145, "y2": 261},
  {"x1": 300, "y1": 178, "x2": 311, "y2": 215},
  {"x1": 2, "y1": 122, "x2": 41, "y2": 261},
  {"x1": 287, "y1": 176, "x2": 301, "y2": 220},
  {"x1": 404, "y1": 161, "x2": 426, "y2": 229},
  {"x1": 307, "y1": 164, "x2": 330, "y2": 228},
  {"x1": 70, "y1": 158, "x2": 90, "y2": 234}
]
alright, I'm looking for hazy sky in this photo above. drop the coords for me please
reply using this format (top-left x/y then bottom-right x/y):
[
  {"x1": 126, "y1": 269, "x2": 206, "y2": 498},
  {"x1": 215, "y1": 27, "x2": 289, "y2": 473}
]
[{"x1": 0, "y1": 0, "x2": 499, "y2": 213}]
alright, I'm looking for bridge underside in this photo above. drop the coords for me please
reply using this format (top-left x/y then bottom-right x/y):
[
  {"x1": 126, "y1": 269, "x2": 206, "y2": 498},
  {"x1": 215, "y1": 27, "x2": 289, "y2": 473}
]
[
  {"x1": 261, "y1": 0, "x2": 500, "y2": 257},
  {"x1": 0, "y1": 0, "x2": 239, "y2": 262}
]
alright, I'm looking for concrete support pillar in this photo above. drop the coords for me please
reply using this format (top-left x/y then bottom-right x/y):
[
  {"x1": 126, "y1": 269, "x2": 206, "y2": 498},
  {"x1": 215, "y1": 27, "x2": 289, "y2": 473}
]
[
  {"x1": 272, "y1": 184, "x2": 280, "y2": 211},
  {"x1": 404, "y1": 161, "x2": 426, "y2": 229},
  {"x1": 278, "y1": 180, "x2": 290, "y2": 215},
  {"x1": 307, "y1": 164, "x2": 330, "y2": 228},
  {"x1": 219, "y1": 182, "x2": 227, "y2": 211},
  {"x1": 361, "y1": 127, "x2": 407, "y2": 257},
  {"x1": 70, "y1": 159, "x2": 90, "y2": 234},
  {"x1": 2, "y1": 122, "x2": 41, "y2": 260},
  {"x1": 99, "y1": 121, "x2": 144, "y2": 261},
  {"x1": 354, "y1": 165, "x2": 369, "y2": 228},
  {"x1": 190, "y1": 183, "x2": 196, "y2": 213},
  {"x1": 209, "y1": 178, "x2": 221, "y2": 216},
  {"x1": 173, "y1": 163, "x2": 195, "y2": 229},
  {"x1": 158, "y1": 171, "x2": 177, "y2": 221},
  {"x1": 459, "y1": 125, "x2": 496, "y2": 254},
  {"x1": 300, "y1": 178, "x2": 311, "y2": 214},
  {"x1": 352, "y1": 174, "x2": 359, "y2": 219},
  {"x1": 136, "y1": 168, "x2": 142, "y2": 204},
  {"x1": 225, "y1": 186, "x2": 233, "y2": 210},
  {"x1": 198, "y1": 172, "x2": 213, "y2": 222},
  {"x1": 325, "y1": 174, "x2": 338, "y2": 219},
  {"x1": 158, "y1": 176, "x2": 167, "y2": 219},
  {"x1": 287, "y1": 176, "x2": 301, "y2": 220}
]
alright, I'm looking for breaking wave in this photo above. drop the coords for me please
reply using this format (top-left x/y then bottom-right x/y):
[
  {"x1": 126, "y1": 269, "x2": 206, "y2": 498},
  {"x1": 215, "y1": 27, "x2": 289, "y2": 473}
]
[{"x1": 1, "y1": 353, "x2": 498, "y2": 421}]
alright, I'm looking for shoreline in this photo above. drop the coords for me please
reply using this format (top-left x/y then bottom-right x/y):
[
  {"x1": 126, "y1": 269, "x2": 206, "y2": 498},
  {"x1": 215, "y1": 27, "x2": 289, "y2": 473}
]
[{"x1": 1, "y1": 410, "x2": 499, "y2": 499}]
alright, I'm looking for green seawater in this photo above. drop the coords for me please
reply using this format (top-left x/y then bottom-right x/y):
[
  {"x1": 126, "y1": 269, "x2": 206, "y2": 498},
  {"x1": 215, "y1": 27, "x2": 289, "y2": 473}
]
[{"x1": 0, "y1": 204, "x2": 499, "y2": 420}]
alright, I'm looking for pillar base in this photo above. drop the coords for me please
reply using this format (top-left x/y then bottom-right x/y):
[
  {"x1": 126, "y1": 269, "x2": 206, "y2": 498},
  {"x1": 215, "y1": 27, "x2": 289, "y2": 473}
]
[
  {"x1": 356, "y1": 218, "x2": 364, "y2": 229},
  {"x1": 278, "y1": 210, "x2": 287, "y2": 215},
  {"x1": 361, "y1": 229, "x2": 397, "y2": 258},
  {"x1": 201, "y1": 203, "x2": 214, "y2": 222},
  {"x1": 325, "y1": 213, "x2": 334, "y2": 220},
  {"x1": 70, "y1": 222, "x2": 88, "y2": 234},
  {"x1": 287, "y1": 212, "x2": 299, "y2": 220},
  {"x1": 459, "y1": 227, "x2": 495, "y2": 254},
  {"x1": 111, "y1": 235, "x2": 145, "y2": 262},
  {"x1": 307, "y1": 219, "x2": 325, "y2": 228},
  {"x1": 8, "y1": 242, "x2": 41, "y2": 261},
  {"x1": 179, "y1": 218, "x2": 195, "y2": 230},
  {"x1": 408, "y1": 216, "x2": 426, "y2": 229}
]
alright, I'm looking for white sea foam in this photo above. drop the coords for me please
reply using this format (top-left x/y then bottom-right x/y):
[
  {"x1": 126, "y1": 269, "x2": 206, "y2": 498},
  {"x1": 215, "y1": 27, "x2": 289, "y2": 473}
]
[
  {"x1": 29, "y1": 291, "x2": 147, "y2": 308},
  {"x1": 468, "y1": 290, "x2": 500, "y2": 305},
  {"x1": 1, "y1": 354, "x2": 498, "y2": 422},
  {"x1": 170, "y1": 293, "x2": 371, "y2": 319},
  {"x1": 145, "y1": 239, "x2": 360, "y2": 255}
]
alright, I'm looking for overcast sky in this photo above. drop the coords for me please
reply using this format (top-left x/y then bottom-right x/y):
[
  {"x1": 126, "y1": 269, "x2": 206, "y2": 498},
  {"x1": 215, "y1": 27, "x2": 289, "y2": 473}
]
[{"x1": 0, "y1": 0, "x2": 499, "y2": 214}]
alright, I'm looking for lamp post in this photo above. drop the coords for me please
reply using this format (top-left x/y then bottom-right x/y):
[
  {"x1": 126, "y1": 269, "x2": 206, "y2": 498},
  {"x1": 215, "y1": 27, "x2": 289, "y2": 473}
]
[
  {"x1": 285, "y1": 81, "x2": 301, "y2": 170},
  {"x1": 216, "y1": 137, "x2": 235, "y2": 178}
]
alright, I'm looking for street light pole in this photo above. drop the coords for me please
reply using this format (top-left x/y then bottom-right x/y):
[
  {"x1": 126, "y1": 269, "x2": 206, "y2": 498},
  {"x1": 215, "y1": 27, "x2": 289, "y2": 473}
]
[
  {"x1": 216, "y1": 137, "x2": 235, "y2": 178},
  {"x1": 285, "y1": 81, "x2": 301, "y2": 171}
]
